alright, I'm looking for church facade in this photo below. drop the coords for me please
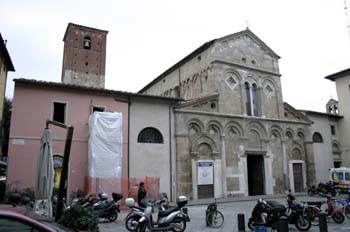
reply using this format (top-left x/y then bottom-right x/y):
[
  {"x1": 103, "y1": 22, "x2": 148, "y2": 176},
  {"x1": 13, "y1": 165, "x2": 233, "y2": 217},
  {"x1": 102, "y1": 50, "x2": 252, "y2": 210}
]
[{"x1": 140, "y1": 29, "x2": 316, "y2": 199}]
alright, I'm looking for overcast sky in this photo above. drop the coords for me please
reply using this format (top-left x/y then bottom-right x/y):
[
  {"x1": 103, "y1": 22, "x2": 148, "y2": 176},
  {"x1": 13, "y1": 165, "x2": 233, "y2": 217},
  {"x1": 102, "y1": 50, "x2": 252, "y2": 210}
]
[{"x1": 2, "y1": 0, "x2": 350, "y2": 112}]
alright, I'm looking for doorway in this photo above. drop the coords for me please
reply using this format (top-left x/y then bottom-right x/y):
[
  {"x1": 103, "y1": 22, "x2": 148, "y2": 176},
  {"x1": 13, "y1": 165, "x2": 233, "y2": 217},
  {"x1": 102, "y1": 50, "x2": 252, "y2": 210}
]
[
  {"x1": 293, "y1": 163, "x2": 304, "y2": 192},
  {"x1": 197, "y1": 160, "x2": 214, "y2": 199},
  {"x1": 247, "y1": 155, "x2": 265, "y2": 196}
]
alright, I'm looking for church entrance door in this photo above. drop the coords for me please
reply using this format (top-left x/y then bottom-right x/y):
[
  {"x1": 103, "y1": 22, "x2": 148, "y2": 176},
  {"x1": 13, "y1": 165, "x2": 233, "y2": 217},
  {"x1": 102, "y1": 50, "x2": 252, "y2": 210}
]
[
  {"x1": 293, "y1": 163, "x2": 303, "y2": 192},
  {"x1": 247, "y1": 155, "x2": 265, "y2": 196}
]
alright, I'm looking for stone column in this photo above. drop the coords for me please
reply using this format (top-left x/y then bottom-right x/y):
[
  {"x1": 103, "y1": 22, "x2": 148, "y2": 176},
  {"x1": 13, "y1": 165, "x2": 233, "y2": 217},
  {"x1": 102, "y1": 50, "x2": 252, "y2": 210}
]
[
  {"x1": 220, "y1": 135, "x2": 227, "y2": 198},
  {"x1": 282, "y1": 141, "x2": 289, "y2": 189}
]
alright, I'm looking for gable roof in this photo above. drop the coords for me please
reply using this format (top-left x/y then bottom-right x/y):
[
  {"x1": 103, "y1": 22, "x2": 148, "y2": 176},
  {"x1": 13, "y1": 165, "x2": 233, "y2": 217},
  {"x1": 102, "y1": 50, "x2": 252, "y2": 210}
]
[
  {"x1": 325, "y1": 68, "x2": 350, "y2": 81},
  {"x1": 326, "y1": 98, "x2": 338, "y2": 105},
  {"x1": 176, "y1": 93, "x2": 219, "y2": 109},
  {"x1": 283, "y1": 102, "x2": 313, "y2": 124},
  {"x1": 299, "y1": 109, "x2": 343, "y2": 119},
  {"x1": 14, "y1": 78, "x2": 183, "y2": 102},
  {"x1": 139, "y1": 28, "x2": 279, "y2": 93},
  {"x1": 0, "y1": 33, "x2": 15, "y2": 71},
  {"x1": 217, "y1": 28, "x2": 280, "y2": 59}
]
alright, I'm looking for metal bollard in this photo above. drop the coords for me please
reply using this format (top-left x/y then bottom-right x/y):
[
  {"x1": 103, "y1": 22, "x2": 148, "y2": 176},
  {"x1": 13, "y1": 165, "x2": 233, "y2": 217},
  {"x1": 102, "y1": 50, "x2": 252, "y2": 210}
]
[
  {"x1": 278, "y1": 216, "x2": 288, "y2": 232},
  {"x1": 237, "y1": 213, "x2": 245, "y2": 232},
  {"x1": 318, "y1": 212, "x2": 328, "y2": 232}
]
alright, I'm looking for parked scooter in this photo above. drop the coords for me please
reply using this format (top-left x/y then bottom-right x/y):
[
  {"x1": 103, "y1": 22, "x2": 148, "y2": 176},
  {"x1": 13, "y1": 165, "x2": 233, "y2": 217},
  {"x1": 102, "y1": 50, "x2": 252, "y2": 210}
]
[
  {"x1": 125, "y1": 195, "x2": 190, "y2": 232},
  {"x1": 305, "y1": 194, "x2": 345, "y2": 224}
]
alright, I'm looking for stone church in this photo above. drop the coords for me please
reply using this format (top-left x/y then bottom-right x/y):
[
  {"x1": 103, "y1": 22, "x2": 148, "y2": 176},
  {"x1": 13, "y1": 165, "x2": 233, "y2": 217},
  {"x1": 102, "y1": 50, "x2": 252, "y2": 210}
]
[{"x1": 140, "y1": 29, "x2": 316, "y2": 199}]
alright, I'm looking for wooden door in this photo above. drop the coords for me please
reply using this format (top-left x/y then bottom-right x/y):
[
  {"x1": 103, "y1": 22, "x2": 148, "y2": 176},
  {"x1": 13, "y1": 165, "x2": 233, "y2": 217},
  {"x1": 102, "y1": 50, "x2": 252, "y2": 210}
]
[{"x1": 293, "y1": 163, "x2": 304, "y2": 192}]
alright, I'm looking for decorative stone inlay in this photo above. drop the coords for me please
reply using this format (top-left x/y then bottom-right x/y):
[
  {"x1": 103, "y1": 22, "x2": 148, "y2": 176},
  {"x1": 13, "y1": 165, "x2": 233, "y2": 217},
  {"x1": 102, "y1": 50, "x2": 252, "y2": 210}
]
[
  {"x1": 225, "y1": 75, "x2": 238, "y2": 90},
  {"x1": 227, "y1": 177, "x2": 240, "y2": 191},
  {"x1": 264, "y1": 83, "x2": 275, "y2": 97}
]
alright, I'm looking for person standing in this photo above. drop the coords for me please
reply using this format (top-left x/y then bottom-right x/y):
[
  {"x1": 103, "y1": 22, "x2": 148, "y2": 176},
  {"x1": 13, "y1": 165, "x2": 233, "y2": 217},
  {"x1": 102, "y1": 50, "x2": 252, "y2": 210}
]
[{"x1": 138, "y1": 182, "x2": 147, "y2": 207}]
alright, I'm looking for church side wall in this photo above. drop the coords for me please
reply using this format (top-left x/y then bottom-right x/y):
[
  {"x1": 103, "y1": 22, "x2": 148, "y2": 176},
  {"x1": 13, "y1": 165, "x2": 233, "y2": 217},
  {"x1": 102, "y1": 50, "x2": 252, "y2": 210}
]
[
  {"x1": 142, "y1": 49, "x2": 212, "y2": 98},
  {"x1": 335, "y1": 76, "x2": 350, "y2": 167}
]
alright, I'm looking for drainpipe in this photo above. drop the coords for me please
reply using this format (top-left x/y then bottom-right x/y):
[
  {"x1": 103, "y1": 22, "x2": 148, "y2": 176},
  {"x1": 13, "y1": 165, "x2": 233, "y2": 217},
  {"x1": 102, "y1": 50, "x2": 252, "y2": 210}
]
[
  {"x1": 127, "y1": 95, "x2": 131, "y2": 193},
  {"x1": 169, "y1": 103, "x2": 173, "y2": 201}
]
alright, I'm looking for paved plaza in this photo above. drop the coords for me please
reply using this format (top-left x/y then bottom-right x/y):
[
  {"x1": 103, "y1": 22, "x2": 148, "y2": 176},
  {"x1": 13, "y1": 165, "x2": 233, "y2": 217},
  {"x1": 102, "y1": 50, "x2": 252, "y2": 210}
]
[{"x1": 100, "y1": 195, "x2": 350, "y2": 232}]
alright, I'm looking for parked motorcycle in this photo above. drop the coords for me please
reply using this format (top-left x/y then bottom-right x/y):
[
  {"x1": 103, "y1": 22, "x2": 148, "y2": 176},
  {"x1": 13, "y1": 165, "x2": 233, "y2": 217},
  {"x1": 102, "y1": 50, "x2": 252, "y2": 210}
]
[
  {"x1": 309, "y1": 181, "x2": 341, "y2": 197},
  {"x1": 285, "y1": 192, "x2": 311, "y2": 231},
  {"x1": 305, "y1": 194, "x2": 345, "y2": 224},
  {"x1": 248, "y1": 199, "x2": 285, "y2": 231},
  {"x1": 126, "y1": 195, "x2": 190, "y2": 232},
  {"x1": 248, "y1": 192, "x2": 311, "y2": 231},
  {"x1": 124, "y1": 193, "x2": 177, "y2": 231},
  {"x1": 83, "y1": 192, "x2": 123, "y2": 222}
]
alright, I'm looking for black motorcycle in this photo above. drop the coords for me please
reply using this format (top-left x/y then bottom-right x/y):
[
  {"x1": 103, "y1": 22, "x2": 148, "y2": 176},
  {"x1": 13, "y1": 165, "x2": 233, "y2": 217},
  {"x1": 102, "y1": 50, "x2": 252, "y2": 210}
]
[
  {"x1": 248, "y1": 195, "x2": 311, "y2": 231},
  {"x1": 286, "y1": 192, "x2": 311, "y2": 231},
  {"x1": 89, "y1": 192, "x2": 123, "y2": 222},
  {"x1": 248, "y1": 199, "x2": 285, "y2": 231}
]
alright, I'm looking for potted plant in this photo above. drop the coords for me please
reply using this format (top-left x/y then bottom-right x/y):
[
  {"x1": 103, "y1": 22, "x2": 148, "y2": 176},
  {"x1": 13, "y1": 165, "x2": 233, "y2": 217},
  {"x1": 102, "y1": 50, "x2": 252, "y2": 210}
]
[{"x1": 59, "y1": 205, "x2": 98, "y2": 231}]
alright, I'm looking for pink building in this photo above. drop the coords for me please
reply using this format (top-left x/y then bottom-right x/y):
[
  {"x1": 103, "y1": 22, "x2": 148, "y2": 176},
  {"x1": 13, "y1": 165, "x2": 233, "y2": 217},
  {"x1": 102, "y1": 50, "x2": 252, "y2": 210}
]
[{"x1": 8, "y1": 79, "x2": 129, "y2": 197}]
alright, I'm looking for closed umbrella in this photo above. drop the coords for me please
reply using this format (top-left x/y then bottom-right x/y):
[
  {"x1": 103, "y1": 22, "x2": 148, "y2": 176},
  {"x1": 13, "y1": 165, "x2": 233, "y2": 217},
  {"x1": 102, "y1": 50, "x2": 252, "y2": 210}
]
[{"x1": 34, "y1": 128, "x2": 54, "y2": 217}]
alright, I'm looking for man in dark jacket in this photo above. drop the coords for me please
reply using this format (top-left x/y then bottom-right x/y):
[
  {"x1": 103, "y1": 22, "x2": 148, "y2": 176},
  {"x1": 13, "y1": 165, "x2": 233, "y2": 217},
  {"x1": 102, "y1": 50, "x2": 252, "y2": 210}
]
[{"x1": 138, "y1": 182, "x2": 147, "y2": 207}]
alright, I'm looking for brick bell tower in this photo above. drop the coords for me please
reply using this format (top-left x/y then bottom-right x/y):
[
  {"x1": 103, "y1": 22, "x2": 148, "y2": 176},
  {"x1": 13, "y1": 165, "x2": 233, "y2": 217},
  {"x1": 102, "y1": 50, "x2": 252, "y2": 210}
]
[{"x1": 61, "y1": 23, "x2": 108, "y2": 88}]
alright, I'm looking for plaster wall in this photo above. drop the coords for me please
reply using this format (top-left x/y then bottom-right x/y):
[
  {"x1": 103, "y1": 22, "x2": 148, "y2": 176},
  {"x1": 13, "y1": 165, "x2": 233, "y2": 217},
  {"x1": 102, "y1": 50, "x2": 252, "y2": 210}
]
[
  {"x1": 8, "y1": 83, "x2": 129, "y2": 195},
  {"x1": 334, "y1": 75, "x2": 350, "y2": 166},
  {"x1": 306, "y1": 114, "x2": 336, "y2": 183},
  {"x1": 129, "y1": 98, "x2": 175, "y2": 199}
]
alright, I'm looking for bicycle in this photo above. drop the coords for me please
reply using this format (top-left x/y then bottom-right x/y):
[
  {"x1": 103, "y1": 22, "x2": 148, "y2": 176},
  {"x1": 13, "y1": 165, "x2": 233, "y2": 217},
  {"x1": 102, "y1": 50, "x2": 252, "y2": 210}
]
[{"x1": 205, "y1": 199, "x2": 224, "y2": 228}]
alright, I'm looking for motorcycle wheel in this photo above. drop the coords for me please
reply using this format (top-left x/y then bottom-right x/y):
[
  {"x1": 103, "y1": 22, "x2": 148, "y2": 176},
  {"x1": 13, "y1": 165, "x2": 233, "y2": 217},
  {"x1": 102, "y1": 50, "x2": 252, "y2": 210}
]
[
  {"x1": 125, "y1": 215, "x2": 141, "y2": 232},
  {"x1": 171, "y1": 216, "x2": 186, "y2": 232},
  {"x1": 295, "y1": 215, "x2": 311, "y2": 231},
  {"x1": 305, "y1": 206, "x2": 320, "y2": 226},
  {"x1": 137, "y1": 222, "x2": 146, "y2": 232},
  {"x1": 107, "y1": 210, "x2": 118, "y2": 222},
  {"x1": 344, "y1": 204, "x2": 350, "y2": 219},
  {"x1": 247, "y1": 218, "x2": 254, "y2": 231},
  {"x1": 332, "y1": 212, "x2": 345, "y2": 224},
  {"x1": 307, "y1": 189, "x2": 314, "y2": 196}
]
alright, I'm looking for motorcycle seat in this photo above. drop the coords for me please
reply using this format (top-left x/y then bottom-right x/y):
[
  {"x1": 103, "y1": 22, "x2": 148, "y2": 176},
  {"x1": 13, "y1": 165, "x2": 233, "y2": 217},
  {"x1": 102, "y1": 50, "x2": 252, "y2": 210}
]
[
  {"x1": 158, "y1": 207, "x2": 178, "y2": 217},
  {"x1": 304, "y1": 201, "x2": 323, "y2": 206},
  {"x1": 94, "y1": 200, "x2": 115, "y2": 210},
  {"x1": 132, "y1": 206, "x2": 144, "y2": 211}
]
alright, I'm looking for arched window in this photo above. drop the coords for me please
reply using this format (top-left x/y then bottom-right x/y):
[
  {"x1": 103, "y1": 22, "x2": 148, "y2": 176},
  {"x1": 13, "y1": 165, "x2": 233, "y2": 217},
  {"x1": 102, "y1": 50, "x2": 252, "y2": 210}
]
[
  {"x1": 137, "y1": 127, "x2": 163, "y2": 143},
  {"x1": 332, "y1": 143, "x2": 341, "y2": 154},
  {"x1": 245, "y1": 82, "x2": 252, "y2": 116},
  {"x1": 245, "y1": 82, "x2": 260, "y2": 116},
  {"x1": 312, "y1": 132, "x2": 323, "y2": 143}
]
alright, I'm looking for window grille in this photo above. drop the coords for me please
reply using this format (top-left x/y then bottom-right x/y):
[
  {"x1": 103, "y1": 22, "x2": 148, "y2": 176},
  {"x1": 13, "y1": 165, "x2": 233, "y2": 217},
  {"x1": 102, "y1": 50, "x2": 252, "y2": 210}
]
[{"x1": 137, "y1": 127, "x2": 163, "y2": 143}]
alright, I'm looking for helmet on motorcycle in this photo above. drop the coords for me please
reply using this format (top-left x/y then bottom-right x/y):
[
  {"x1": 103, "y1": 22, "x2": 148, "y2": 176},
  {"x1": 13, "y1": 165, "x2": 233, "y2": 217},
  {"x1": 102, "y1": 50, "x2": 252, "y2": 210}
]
[{"x1": 99, "y1": 192, "x2": 108, "y2": 201}]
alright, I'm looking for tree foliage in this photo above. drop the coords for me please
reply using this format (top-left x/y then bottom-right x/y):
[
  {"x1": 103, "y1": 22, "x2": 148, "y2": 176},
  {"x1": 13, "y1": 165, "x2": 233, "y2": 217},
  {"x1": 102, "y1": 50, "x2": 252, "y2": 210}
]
[{"x1": 1, "y1": 97, "x2": 12, "y2": 156}]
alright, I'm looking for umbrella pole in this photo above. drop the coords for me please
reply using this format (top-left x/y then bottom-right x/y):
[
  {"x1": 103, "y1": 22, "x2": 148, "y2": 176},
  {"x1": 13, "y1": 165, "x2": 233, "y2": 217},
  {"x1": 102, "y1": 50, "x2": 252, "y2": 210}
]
[{"x1": 45, "y1": 120, "x2": 74, "y2": 222}]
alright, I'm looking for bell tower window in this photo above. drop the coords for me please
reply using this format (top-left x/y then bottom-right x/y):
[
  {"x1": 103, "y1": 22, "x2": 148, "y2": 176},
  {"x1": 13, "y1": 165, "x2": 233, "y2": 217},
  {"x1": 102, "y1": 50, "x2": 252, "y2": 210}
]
[{"x1": 83, "y1": 36, "x2": 91, "y2": 49}]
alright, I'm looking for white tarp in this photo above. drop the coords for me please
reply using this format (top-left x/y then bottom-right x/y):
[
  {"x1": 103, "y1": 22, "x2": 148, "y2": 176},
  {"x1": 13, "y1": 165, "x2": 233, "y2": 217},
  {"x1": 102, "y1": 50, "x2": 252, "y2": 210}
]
[
  {"x1": 88, "y1": 112, "x2": 123, "y2": 178},
  {"x1": 197, "y1": 160, "x2": 214, "y2": 185}
]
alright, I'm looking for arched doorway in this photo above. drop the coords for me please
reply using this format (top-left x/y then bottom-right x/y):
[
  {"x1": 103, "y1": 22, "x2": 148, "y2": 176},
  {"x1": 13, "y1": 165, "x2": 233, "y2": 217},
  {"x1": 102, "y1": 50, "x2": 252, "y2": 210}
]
[{"x1": 197, "y1": 143, "x2": 214, "y2": 199}]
